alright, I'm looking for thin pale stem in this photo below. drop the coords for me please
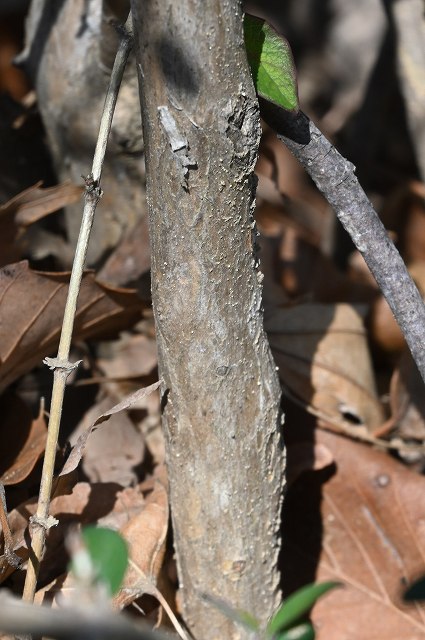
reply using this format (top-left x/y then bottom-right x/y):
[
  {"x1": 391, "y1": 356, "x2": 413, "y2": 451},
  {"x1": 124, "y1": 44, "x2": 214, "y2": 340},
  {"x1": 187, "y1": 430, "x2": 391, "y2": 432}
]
[
  {"x1": 22, "y1": 14, "x2": 133, "y2": 603},
  {"x1": 0, "y1": 591, "x2": 163, "y2": 640}
]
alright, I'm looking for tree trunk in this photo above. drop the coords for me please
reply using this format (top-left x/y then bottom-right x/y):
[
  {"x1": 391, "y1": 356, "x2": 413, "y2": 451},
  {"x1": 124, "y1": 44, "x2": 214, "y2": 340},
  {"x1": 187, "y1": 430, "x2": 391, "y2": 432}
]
[{"x1": 130, "y1": 2, "x2": 285, "y2": 638}]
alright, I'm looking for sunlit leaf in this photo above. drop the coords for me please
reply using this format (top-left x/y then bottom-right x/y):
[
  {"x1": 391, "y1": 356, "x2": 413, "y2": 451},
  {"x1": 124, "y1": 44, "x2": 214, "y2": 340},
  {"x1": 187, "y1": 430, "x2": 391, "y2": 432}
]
[{"x1": 244, "y1": 13, "x2": 298, "y2": 111}]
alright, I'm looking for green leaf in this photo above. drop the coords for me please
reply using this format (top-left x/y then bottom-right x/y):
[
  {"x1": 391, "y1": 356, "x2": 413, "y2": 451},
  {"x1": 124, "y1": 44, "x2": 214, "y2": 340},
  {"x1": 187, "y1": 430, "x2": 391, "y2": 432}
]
[
  {"x1": 81, "y1": 526, "x2": 128, "y2": 596},
  {"x1": 244, "y1": 13, "x2": 299, "y2": 112},
  {"x1": 404, "y1": 577, "x2": 425, "y2": 601},
  {"x1": 275, "y1": 622, "x2": 315, "y2": 640},
  {"x1": 200, "y1": 592, "x2": 260, "y2": 632},
  {"x1": 267, "y1": 582, "x2": 341, "y2": 635}
]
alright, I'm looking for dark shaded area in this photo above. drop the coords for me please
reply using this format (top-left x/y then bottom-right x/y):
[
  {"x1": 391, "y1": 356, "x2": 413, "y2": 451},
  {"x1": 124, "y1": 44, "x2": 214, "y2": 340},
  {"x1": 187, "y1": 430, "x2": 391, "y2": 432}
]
[
  {"x1": 338, "y1": 17, "x2": 418, "y2": 195},
  {"x1": 259, "y1": 99, "x2": 311, "y2": 144},
  {"x1": 156, "y1": 35, "x2": 201, "y2": 100},
  {"x1": 278, "y1": 398, "x2": 329, "y2": 595},
  {"x1": 244, "y1": 14, "x2": 266, "y2": 90},
  {"x1": 15, "y1": 0, "x2": 66, "y2": 81}
]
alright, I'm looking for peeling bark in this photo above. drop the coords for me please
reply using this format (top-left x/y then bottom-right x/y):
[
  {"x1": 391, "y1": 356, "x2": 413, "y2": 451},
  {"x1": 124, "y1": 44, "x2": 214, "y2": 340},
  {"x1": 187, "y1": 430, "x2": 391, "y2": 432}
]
[{"x1": 131, "y1": 1, "x2": 285, "y2": 639}]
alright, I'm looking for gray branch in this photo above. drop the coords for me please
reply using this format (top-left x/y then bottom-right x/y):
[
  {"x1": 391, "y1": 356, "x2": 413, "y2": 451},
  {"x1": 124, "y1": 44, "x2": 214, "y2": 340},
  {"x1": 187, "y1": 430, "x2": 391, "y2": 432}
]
[
  {"x1": 0, "y1": 591, "x2": 164, "y2": 640},
  {"x1": 261, "y1": 102, "x2": 425, "y2": 384}
]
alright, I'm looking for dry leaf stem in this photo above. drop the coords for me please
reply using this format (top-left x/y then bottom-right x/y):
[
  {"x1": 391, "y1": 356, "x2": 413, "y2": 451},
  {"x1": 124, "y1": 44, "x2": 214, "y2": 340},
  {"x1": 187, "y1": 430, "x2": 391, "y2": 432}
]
[
  {"x1": 262, "y1": 103, "x2": 425, "y2": 386},
  {"x1": 22, "y1": 15, "x2": 133, "y2": 603}
]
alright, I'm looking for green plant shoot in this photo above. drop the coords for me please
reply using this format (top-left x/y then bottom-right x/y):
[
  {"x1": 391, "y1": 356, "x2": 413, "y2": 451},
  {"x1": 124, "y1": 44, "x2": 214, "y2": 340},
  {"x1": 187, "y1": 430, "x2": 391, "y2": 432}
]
[
  {"x1": 266, "y1": 581, "x2": 342, "y2": 636},
  {"x1": 70, "y1": 526, "x2": 128, "y2": 596}
]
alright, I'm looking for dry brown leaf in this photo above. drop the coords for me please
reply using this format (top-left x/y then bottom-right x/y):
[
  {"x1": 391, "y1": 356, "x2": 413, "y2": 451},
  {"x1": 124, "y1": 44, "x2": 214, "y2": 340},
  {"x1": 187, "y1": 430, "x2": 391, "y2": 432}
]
[
  {"x1": 67, "y1": 394, "x2": 147, "y2": 486},
  {"x1": 0, "y1": 395, "x2": 47, "y2": 485},
  {"x1": 0, "y1": 182, "x2": 82, "y2": 267},
  {"x1": 114, "y1": 467, "x2": 169, "y2": 608},
  {"x1": 97, "y1": 333, "x2": 158, "y2": 381},
  {"x1": 57, "y1": 381, "x2": 161, "y2": 490},
  {"x1": 0, "y1": 261, "x2": 145, "y2": 393},
  {"x1": 0, "y1": 484, "x2": 22, "y2": 570},
  {"x1": 389, "y1": 347, "x2": 425, "y2": 443},
  {"x1": 2, "y1": 181, "x2": 82, "y2": 227},
  {"x1": 2, "y1": 481, "x2": 148, "y2": 588},
  {"x1": 283, "y1": 430, "x2": 425, "y2": 639},
  {"x1": 33, "y1": 476, "x2": 168, "y2": 610},
  {"x1": 369, "y1": 293, "x2": 405, "y2": 354},
  {"x1": 97, "y1": 216, "x2": 151, "y2": 287},
  {"x1": 266, "y1": 303, "x2": 384, "y2": 429}
]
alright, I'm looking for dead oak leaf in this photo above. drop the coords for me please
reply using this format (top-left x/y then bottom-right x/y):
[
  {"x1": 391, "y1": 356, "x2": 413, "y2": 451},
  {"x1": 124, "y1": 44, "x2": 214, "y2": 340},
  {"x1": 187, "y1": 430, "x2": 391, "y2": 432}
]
[
  {"x1": 0, "y1": 395, "x2": 46, "y2": 486},
  {"x1": 0, "y1": 261, "x2": 145, "y2": 393},
  {"x1": 0, "y1": 182, "x2": 82, "y2": 267},
  {"x1": 283, "y1": 430, "x2": 425, "y2": 639},
  {"x1": 32, "y1": 475, "x2": 168, "y2": 611},
  {"x1": 266, "y1": 303, "x2": 384, "y2": 430},
  {"x1": 54, "y1": 381, "x2": 162, "y2": 498},
  {"x1": 114, "y1": 468, "x2": 169, "y2": 608}
]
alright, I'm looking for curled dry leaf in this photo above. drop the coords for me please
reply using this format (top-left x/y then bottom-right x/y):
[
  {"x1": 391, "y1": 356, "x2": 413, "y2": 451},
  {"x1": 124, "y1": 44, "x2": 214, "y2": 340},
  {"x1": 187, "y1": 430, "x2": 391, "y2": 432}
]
[
  {"x1": 67, "y1": 393, "x2": 148, "y2": 487},
  {"x1": 0, "y1": 484, "x2": 22, "y2": 571},
  {"x1": 266, "y1": 303, "x2": 384, "y2": 429},
  {"x1": 31, "y1": 475, "x2": 169, "y2": 611},
  {"x1": 114, "y1": 468, "x2": 169, "y2": 608},
  {"x1": 52, "y1": 381, "x2": 161, "y2": 500},
  {"x1": 3, "y1": 181, "x2": 82, "y2": 228},
  {"x1": 1, "y1": 481, "x2": 134, "y2": 586},
  {"x1": 58, "y1": 381, "x2": 161, "y2": 480},
  {"x1": 2, "y1": 481, "x2": 152, "y2": 591},
  {"x1": 0, "y1": 395, "x2": 47, "y2": 486},
  {"x1": 0, "y1": 261, "x2": 145, "y2": 393},
  {"x1": 283, "y1": 430, "x2": 425, "y2": 639},
  {"x1": 0, "y1": 182, "x2": 82, "y2": 267}
]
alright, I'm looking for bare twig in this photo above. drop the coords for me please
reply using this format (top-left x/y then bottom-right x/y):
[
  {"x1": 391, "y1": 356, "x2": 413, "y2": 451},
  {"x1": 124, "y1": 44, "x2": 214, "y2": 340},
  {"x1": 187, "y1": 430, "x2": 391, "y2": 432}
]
[
  {"x1": 261, "y1": 103, "x2": 425, "y2": 385},
  {"x1": 0, "y1": 591, "x2": 165, "y2": 640},
  {"x1": 22, "y1": 14, "x2": 133, "y2": 603}
]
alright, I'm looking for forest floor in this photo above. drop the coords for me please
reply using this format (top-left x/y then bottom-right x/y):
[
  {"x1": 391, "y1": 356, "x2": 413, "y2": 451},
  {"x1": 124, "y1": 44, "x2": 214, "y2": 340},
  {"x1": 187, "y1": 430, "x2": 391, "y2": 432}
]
[{"x1": 1, "y1": 2, "x2": 425, "y2": 639}]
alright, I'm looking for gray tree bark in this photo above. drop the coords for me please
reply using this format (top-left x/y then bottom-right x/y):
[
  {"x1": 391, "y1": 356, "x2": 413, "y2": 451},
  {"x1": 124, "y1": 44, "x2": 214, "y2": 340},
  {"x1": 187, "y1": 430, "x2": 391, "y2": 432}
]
[{"x1": 130, "y1": 1, "x2": 285, "y2": 639}]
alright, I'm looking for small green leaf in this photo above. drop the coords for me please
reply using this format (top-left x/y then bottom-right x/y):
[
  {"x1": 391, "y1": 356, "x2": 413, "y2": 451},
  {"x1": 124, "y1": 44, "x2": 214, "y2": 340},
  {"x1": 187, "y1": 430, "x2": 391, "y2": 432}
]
[
  {"x1": 200, "y1": 592, "x2": 260, "y2": 632},
  {"x1": 267, "y1": 582, "x2": 341, "y2": 635},
  {"x1": 81, "y1": 526, "x2": 128, "y2": 595},
  {"x1": 244, "y1": 13, "x2": 298, "y2": 112},
  {"x1": 404, "y1": 577, "x2": 425, "y2": 601},
  {"x1": 275, "y1": 622, "x2": 315, "y2": 640}
]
